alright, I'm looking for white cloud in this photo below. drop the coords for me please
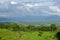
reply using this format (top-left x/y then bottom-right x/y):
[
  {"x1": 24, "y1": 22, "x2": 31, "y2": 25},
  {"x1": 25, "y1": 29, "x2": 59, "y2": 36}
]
[
  {"x1": 42, "y1": 7, "x2": 60, "y2": 16},
  {"x1": 10, "y1": 1, "x2": 18, "y2": 4},
  {"x1": 22, "y1": 2, "x2": 54, "y2": 8},
  {"x1": 49, "y1": 6, "x2": 60, "y2": 13},
  {"x1": 34, "y1": 3, "x2": 40, "y2": 7},
  {"x1": 24, "y1": 3, "x2": 42, "y2": 8},
  {"x1": 24, "y1": 4, "x2": 33, "y2": 8},
  {"x1": 16, "y1": 1, "x2": 55, "y2": 10}
]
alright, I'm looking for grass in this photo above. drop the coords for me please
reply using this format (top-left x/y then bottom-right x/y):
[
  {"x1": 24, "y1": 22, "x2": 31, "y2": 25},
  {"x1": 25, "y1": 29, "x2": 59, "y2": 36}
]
[
  {"x1": 0, "y1": 29, "x2": 57, "y2": 40},
  {"x1": 0, "y1": 29, "x2": 19, "y2": 40}
]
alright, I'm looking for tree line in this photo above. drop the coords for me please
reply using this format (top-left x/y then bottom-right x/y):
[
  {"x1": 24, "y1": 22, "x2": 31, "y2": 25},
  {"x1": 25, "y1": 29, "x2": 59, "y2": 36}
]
[{"x1": 0, "y1": 23, "x2": 57, "y2": 32}]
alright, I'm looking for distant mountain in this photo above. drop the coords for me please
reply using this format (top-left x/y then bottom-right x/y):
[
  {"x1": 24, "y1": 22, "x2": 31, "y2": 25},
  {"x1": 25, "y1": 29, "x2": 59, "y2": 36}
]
[{"x1": 0, "y1": 15, "x2": 60, "y2": 24}]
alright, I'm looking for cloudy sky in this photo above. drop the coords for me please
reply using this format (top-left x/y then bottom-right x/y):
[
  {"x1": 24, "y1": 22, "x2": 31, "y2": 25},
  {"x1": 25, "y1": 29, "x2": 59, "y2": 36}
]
[{"x1": 0, "y1": 0, "x2": 60, "y2": 17}]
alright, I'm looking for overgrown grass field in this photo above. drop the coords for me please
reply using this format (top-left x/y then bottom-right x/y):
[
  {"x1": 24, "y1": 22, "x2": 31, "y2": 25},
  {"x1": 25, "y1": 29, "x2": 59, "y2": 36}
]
[{"x1": 0, "y1": 29, "x2": 57, "y2": 40}]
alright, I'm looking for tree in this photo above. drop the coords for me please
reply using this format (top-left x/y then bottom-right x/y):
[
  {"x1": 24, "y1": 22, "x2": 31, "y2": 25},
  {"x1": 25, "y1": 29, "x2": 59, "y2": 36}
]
[
  {"x1": 9, "y1": 23, "x2": 22, "y2": 38},
  {"x1": 50, "y1": 24, "x2": 57, "y2": 32},
  {"x1": 0, "y1": 23, "x2": 5, "y2": 28},
  {"x1": 38, "y1": 31, "x2": 43, "y2": 36},
  {"x1": 27, "y1": 25, "x2": 35, "y2": 31},
  {"x1": 0, "y1": 37, "x2": 2, "y2": 39},
  {"x1": 56, "y1": 32, "x2": 60, "y2": 40}
]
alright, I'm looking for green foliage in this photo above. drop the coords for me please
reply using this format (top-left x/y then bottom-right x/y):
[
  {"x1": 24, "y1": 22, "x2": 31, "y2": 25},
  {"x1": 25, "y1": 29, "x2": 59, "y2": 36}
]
[
  {"x1": 50, "y1": 24, "x2": 57, "y2": 31},
  {"x1": 0, "y1": 23, "x2": 58, "y2": 32},
  {"x1": 0, "y1": 37, "x2": 2, "y2": 39},
  {"x1": 38, "y1": 31, "x2": 43, "y2": 36},
  {"x1": 27, "y1": 25, "x2": 35, "y2": 31},
  {"x1": 0, "y1": 29, "x2": 57, "y2": 40},
  {"x1": 0, "y1": 23, "x2": 59, "y2": 40}
]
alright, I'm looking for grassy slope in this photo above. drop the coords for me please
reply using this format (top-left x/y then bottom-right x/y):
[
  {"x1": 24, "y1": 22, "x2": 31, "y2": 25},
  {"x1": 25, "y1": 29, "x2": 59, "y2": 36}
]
[
  {"x1": 0, "y1": 29, "x2": 57, "y2": 40},
  {"x1": 0, "y1": 29, "x2": 19, "y2": 40}
]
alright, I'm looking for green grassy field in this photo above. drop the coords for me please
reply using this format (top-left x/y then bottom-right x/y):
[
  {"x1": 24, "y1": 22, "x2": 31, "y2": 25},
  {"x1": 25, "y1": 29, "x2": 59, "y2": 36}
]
[{"x1": 0, "y1": 29, "x2": 57, "y2": 40}]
